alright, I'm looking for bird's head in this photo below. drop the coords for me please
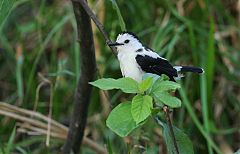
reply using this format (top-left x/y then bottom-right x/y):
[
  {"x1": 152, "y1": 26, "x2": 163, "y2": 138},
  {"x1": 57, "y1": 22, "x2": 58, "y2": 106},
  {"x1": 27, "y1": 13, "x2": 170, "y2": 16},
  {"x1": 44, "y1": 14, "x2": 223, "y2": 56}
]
[{"x1": 108, "y1": 32, "x2": 142, "y2": 53}]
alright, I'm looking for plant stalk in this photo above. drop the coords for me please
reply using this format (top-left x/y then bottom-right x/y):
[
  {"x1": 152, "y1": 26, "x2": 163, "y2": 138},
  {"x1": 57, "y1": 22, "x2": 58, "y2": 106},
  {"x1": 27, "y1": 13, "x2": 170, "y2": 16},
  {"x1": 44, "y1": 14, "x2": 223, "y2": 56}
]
[{"x1": 163, "y1": 106, "x2": 179, "y2": 154}]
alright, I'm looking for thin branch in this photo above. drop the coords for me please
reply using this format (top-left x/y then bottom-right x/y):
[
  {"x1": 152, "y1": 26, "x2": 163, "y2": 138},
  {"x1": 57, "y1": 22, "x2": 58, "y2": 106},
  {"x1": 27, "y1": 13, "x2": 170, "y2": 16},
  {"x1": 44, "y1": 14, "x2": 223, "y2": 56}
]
[
  {"x1": 62, "y1": 0, "x2": 97, "y2": 153},
  {"x1": 77, "y1": 0, "x2": 118, "y2": 55},
  {"x1": 163, "y1": 106, "x2": 179, "y2": 154}
]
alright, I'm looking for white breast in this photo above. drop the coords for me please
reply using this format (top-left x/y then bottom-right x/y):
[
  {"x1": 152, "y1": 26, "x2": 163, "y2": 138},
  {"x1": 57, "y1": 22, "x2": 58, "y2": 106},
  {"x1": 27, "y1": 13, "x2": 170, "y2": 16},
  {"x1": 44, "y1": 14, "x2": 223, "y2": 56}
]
[{"x1": 117, "y1": 52, "x2": 144, "y2": 82}]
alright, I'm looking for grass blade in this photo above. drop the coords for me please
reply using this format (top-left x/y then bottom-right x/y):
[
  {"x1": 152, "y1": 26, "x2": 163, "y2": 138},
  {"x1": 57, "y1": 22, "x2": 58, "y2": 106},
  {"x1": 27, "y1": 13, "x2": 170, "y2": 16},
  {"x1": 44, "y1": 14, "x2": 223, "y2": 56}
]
[
  {"x1": 25, "y1": 15, "x2": 72, "y2": 100},
  {"x1": 200, "y1": 71, "x2": 213, "y2": 154},
  {"x1": 16, "y1": 44, "x2": 24, "y2": 104},
  {"x1": 6, "y1": 127, "x2": 16, "y2": 154},
  {"x1": 187, "y1": 22, "x2": 198, "y2": 65},
  {"x1": 179, "y1": 86, "x2": 221, "y2": 154},
  {"x1": 110, "y1": 0, "x2": 126, "y2": 31},
  {"x1": 0, "y1": 0, "x2": 16, "y2": 31},
  {"x1": 203, "y1": 17, "x2": 215, "y2": 154},
  {"x1": 205, "y1": 17, "x2": 215, "y2": 103}
]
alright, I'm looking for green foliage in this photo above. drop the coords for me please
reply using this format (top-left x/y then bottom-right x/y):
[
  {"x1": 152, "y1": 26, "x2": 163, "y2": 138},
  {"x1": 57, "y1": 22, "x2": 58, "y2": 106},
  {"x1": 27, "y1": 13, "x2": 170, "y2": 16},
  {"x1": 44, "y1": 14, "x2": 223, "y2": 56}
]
[
  {"x1": 162, "y1": 123, "x2": 194, "y2": 154},
  {"x1": 16, "y1": 49, "x2": 24, "y2": 103},
  {"x1": 138, "y1": 77, "x2": 153, "y2": 93},
  {"x1": 0, "y1": 0, "x2": 16, "y2": 30},
  {"x1": 90, "y1": 77, "x2": 139, "y2": 93},
  {"x1": 179, "y1": 87, "x2": 222, "y2": 153},
  {"x1": 106, "y1": 101, "x2": 139, "y2": 137},
  {"x1": 5, "y1": 127, "x2": 16, "y2": 154},
  {"x1": 92, "y1": 75, "x2": 182, "y2": 143},
  {"x1": 154, "y1": 92, "x2": 181, "y2": 108},
  {"x1": 106, "y1": 138, "x2": 113, "y2": 154},
  {"x1": 151, "y1": 79, "x2": 181, "y2": 92},
  {"x1": 131, "y1": 94, "x2": 153, "y2": 124},
  {"x1": 110, "y1": 0, "x2": 126, "y2": 31},
  {"x1": 151, "y1": 77, "x2": 181, "y2": 108},
  {"x1": 1, "y1": 0, "x2": 239, "y2": 153},
  {"x1": 92, "y1": 75, "x2": 197, "y2": 153},
  {"x1": 204, "y1": 18, "x2": 216, "y2": 154}
]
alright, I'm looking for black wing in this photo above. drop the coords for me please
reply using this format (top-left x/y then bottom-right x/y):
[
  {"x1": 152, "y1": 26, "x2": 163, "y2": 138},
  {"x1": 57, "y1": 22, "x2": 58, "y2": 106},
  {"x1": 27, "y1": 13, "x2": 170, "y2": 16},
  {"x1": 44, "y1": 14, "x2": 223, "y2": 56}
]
[{"x1": 135, "y1": 54, "x2": 177, "y2": 81}]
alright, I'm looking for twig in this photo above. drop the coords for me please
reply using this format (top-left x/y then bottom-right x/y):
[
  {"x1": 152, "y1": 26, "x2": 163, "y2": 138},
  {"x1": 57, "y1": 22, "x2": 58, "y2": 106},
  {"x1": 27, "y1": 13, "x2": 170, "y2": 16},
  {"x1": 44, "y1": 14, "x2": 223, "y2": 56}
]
[
  {"x1": 62, "y1": 0, "x2": 97, "y2": 153},
  {"x1": 77, "y1": 0, "x2": 118, "y2": 55},
  {"x1": 163, "y1": 106, "x2": 179, "y2": 154}
]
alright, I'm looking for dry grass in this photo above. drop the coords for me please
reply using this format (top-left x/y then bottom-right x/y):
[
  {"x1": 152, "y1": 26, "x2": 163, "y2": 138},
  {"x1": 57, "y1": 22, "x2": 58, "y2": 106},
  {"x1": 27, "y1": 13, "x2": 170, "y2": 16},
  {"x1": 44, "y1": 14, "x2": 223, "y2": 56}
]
[{"x1": 0, "y1": 102, "x2": 107, "y2": 154}]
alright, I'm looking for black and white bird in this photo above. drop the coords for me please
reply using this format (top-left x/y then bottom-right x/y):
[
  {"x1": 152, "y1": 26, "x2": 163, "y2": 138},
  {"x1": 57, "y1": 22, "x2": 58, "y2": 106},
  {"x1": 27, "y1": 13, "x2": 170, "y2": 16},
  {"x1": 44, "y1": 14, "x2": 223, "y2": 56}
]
[{"x1": 108, "y1": 32, "x2": 204, "y2": 82}]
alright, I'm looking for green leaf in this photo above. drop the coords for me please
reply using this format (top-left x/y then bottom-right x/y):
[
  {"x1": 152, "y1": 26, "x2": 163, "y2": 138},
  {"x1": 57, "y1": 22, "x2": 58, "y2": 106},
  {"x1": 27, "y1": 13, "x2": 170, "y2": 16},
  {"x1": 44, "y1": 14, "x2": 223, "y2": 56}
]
[
  {"x1": 142, "y1": 73, "x2": 160, "y2": 82},
  {"x1": 90, "y1": 78, "x2": 118, "y2": 90},
  {"x1": 138, "y1": 77, "x2": 153, "y2": 93},
  {"x1": 106, "y1": 102, "x2": 138, "y2": 137},
  {"x1": 90, "y1": 77, "x2": 139, "y2": 93},
  {"x1": 0, "y1": 0, "x2": 16, "y2": 30},
  {"x1": 152, "y1": 79, "x2": 181, "y2": 93},
  {"x1": 118, "y1": 78, "x2": 139, "y2": 93},
  {"x1": 6, "y1": 127, "x2": 16, "y2": 154},
  {"x1": 161, "y1": 74, "x2": 170, "y2": 81},
  {"x1": 131, "y1": 94, "x2": 153, "y2": 124},
  {"x1": 15, "y1": 146, "x2": 28, "y2": 154},
  {"x1": 154, "y1": 92, "x2": 181, "y2": 108},
  {"x1": 162, "y1": 123, "x2": 194, "y2": 154}
]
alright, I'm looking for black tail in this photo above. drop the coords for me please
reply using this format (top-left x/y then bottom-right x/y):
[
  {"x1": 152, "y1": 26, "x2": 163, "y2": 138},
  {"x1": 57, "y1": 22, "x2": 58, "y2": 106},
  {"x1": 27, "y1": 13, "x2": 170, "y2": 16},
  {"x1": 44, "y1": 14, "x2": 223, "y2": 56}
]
[{"x1": 174, "y1": 66, "x2": 204, "y2": 73}]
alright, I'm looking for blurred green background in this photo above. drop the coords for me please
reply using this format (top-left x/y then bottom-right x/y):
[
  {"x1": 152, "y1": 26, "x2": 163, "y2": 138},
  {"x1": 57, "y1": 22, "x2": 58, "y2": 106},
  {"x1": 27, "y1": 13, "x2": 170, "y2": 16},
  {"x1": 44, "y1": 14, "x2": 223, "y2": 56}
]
[{"x1": 0, "y1": 0, "x2": 239, "y2": 153}]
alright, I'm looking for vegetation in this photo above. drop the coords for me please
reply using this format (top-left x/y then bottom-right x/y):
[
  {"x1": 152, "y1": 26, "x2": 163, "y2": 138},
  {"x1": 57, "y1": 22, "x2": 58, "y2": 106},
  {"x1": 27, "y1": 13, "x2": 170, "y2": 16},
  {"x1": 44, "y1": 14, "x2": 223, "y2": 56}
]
[
  {"x1": 91, "y1": 75, "x2": 194, "y2": 154},
  {"x1": 0, "y1": 0, "x2": 240, "y2": 153}
]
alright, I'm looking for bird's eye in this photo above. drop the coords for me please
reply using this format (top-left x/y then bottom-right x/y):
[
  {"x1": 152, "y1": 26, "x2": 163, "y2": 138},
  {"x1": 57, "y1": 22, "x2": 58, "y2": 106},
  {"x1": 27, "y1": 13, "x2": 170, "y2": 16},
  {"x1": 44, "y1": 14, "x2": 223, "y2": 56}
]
[{"x1": 124, "y1": 40, "x2": 130, "y2": 43}]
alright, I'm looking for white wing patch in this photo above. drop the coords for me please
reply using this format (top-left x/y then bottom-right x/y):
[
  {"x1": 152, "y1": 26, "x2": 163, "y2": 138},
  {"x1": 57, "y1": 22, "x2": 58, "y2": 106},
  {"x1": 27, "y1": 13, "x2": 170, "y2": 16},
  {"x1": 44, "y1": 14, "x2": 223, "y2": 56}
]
[
  {"x1": 173, "y1": 66, "x2": 182, "y2": 72},
  {"x1": 138, "y1": 49, "x2": 167, "y2": 60}
]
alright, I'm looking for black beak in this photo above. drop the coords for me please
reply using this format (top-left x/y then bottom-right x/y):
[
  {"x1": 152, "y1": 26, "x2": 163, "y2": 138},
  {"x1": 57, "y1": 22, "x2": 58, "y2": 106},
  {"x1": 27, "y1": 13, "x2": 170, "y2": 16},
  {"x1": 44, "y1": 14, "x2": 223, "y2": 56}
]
[{"x1": 108, "y1": 42, "x2": 124, "y2": 46}]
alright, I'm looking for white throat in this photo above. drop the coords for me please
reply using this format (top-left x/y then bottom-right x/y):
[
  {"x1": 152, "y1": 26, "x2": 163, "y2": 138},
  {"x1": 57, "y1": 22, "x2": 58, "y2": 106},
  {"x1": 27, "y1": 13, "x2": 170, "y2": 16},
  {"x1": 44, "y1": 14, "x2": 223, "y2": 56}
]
[{"x1": 117, "y1": 47, "x2": 145, "y2": 82}]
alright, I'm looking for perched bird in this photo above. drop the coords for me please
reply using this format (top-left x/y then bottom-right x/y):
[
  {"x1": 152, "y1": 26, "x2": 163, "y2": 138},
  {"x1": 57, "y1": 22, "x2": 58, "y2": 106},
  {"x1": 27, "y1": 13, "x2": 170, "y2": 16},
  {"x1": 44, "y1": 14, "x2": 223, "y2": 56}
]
[{"x1": 108, "y1": 32, "x2": 204, "y2": 82}]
